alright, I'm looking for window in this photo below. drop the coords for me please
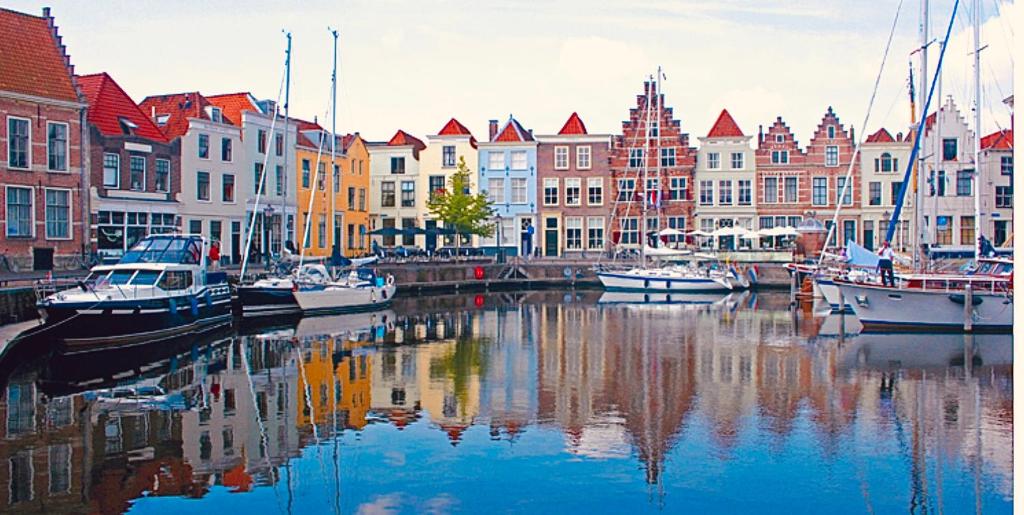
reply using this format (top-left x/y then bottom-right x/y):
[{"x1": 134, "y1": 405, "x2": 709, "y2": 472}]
[
  {"x1": 48, "y1": 444, "x2": 71, "y2": 494},
  {"x1": 258, "y1": 129, "x2": 267, "y2": 154},
  {"x1": 333, "y1": 164, "x2": 340, "y2": 193},
  {"x1": 730, "y1": 152, "x2": 744, "y2": 169},
  {"x1": 208, "y1": 106, "x2": 223, "y2": 123},
  {"x1": 389, "y1": 156, "x2": 405, "y2": 174},
  {"x1": 302, "y1": 159, "x2": 311, "y2": 188},
  {"x1": 617, "y1": 178, "x2": 635, "y2": 202},
  {"x1": 825, "y1": 145, "x2": 839, "y2": 166},
  {"x1": 619, "y1": 217, "x2": 639, "y2": 244},
  {"x1": 890, "y1": 182, "x2": 903, "y2": 206},
  {"x1": 318, "y1": 214, "x2": 327, "y2": 248},
  {"x1": 587, "y1": 177, "x2": 603, "y2": 205},
  {"x1": 577, "y1": 146, "x2": 591, "y2": 169},
  {"x1": 511, "y1": 178, "x2": 528, "y2": 203},
  {"x1": 155, "y1": 159, "x2": 170, "y2": 192},
  {"x1": 876, "y1": 152, "x2": 896, "y2": 173},
  {"x1": 738, "y1": 180, "x2": 752, "y2": 205},
  {"x1": 836, "y1": 177, "x2": 852, "y2": 205},
  {"x1": 707, "y1": 152, "x2": 720, "y2": 169},
  {"x1": 763, "y1": 177, "x2": 778, "y2": 203},
  {"x1": 129, "y1": 155, "x2": 146, "y2": 190},
  {"x1": 317, "y1": 162, "x2": 326, "y2": 191},
  {"x1": 784, "y1": 176, "x2": 798, "y2": 202},
  {"x1": 401, "y1": 181, "x2": 415, "y2": 207},
  {"x1": 1001, "y1": 156, "x2": 1013, "y2": 176},
  {"x1": 812, "y1": 177, "x2": 828, "y2": 205},
  {"x1": 198, "y1": 133, "x2": 209, "y2": 159},
  {"x1": 488, "y1": 151, "x2": 504, "y2": 170},
  {"x1": 275, "y1": 132, "x2": 284, "y2": 156},
  {"x1": 359, "y1": 188, "x2": 366, "y2": 211},
  {"x1": 942, "y1": 138, "x2": 957, "y2": 161},
  {"x1": 222, "y1": 174, "x2": 235, "y2": 202},
  {"x1": 47, "y1": 122, "x2": 68, "y2": 171},
  {"x1": 554, "y1": 146, "x2": 569, "y2": 170},
  {"x1": 587, "y1": 217, "x2": 604, "y2": 249},
  {"x1": 381, "y1": 181, "x2": 396, "y2": 207},
  {"x1": 933, "y1": 170, "x2": 947, "y2": 196},
  {"x1": 956, "y1": 170, "x2": 972, "y2": 196},
  {"x1": 565, "y1": 217, "x2": 582, "y2": 250},
  {"x1": 869, "y1": 182, "x2": 881, "y2": 205},
  {"x1": 7, "y1": 117, "x2": 30, "y2": 169},
  {"x1": 995, "y1": 187, "x2": 1011, "y2": 207},
  {"x1": 429, "y1": 176, "x2": 445, "y2": 201},
  {"x1": 221, "y1": 138, "x2": 232, "y2": 161},
  {"x1": 935, "y1": 216, "x2": 952, "y2": 244},
  {"x1": 103, "y1": 153, "x2": 120, "y2": 188},
  {"x1": 628, "y1": 148, "x2": 644, "y2": 168},
  {"x1": 699, "y1": 180, "x2": 714, "y2": 205},
  {"x1": 6, "y1": 187, "x2": 32, "y2": 237},
  {"x1": 347, "y1": 186, "x2": 356, "y2": 209},
  {"x1": 827, "y1": 125, "x2": 836, "y2": 139},
  {"x1": 433, "y1": 144, "x2": 453, "y2": 168},
  {"x1": 565, "y1": 178, "x2": 581, "y2": 206},
  {"x1": 718, "y1": 180, "x2": 733, "y2": 205},
  {"x1": 960, "y1": 216, "x2": 975, "y2": 245},
  {"x1": 44, "y1": 189, "x2": 70, "y2": 239},
  {"x1": 253, "y1": 163, "x2": 264, "y2": 195},
  {"x1": 487, "y1": 178, "x2": 505, "y2": 203},
  {"x1": 648, "y1": 120, "x2": 659, "y2": 139},
  {"x1": 775, "y1": 134, "x2": 784, "y2": 143},
  {"x1": 543, "y1": 178, "x2": 559, "y2": 206},
  {"x1": 197, "y1": 171, "x2": 210, "y2": 201},
  {"x1": 669, "y1": 177, "x2": 687, "y2": 200},
  {"x1": 660, "y1": 147, "x2": 676, "y2": 167},
  {"x1": 272, "y1": 165, "x2": 283, "y2": 196},
  {"x1": 511, "y1": 151, "x2": 528, "y2": 170}
]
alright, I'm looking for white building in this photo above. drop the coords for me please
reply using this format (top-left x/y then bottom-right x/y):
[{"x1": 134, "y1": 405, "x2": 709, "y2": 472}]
[
  {"x1": 920, "y1": 97, "x2": 978, "y2": 249},
  {"x1": 694, "y1": 109, "x2": 757, "y2": 249},
  {"x1": 419, "y1": 118, "x2": 479, "y2": 249},
  {"x1": 858, "y1": 128, "x2": 913, "y2": 251},
  {"x1": 368, "y1": 130, "x2": 425, "y2": 248}
]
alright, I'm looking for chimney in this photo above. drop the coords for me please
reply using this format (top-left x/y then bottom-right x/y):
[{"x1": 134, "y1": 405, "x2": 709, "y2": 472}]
[
  {"x1": 758, "y1": 124, "x2": 763, "y2": 144},
  {"x1": 151, "y1": 105, "x2": 156, "y2": 118},
  {"x1": 897, "y1": 131, "x2": 903, "y2": 141},
  {"x1": 489, "y1": 119, "x2": 498, "y2": 140},
  {"x1": 850, "y1": 127, "x2": 855, "y2": 142},
  {"x1": 42, "y1": 7, "x2": 51, "y2": 18}
]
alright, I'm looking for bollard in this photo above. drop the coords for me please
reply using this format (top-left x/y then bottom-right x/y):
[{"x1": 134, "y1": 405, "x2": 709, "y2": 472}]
[{"x1": 963, "y1": 284, "x2": 973, "y2": 332}]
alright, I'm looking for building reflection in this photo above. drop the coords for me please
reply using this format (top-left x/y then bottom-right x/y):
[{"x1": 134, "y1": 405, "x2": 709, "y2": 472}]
[{"x1": 0, "y1": 291, "x2": 1013, "y2": 512}]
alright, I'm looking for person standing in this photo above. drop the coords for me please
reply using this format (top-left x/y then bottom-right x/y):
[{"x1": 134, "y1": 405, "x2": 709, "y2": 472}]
[
  {"x1": 209, "y1": 240, "x2": 221, "y2": 271},
  {"x1": 877, "y1": 241, "x2": 895, "y2": 287}
]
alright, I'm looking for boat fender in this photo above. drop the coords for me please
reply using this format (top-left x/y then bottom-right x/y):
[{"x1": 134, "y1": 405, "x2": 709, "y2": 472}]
[
  {"x1": 168, "y1": 298, "x2": 177, "y2": 314},
  {"x1": 204, "y1": 290, "x2": 213, "y2": 307},
  {"x1": 189, "y1": 296, "x2": 199, "y2": 316},
  {"x1": 382, "y1": 288, "x2": 388, "y2": 300},
  {"x1": 855, "y1": 295, "x2": 869, "y2": 307},
  {"x1": 371, "y1": 289, "x2": 376, "y2": 303},
  {"x1": 948, "y1": 293, "x2": 983, "y2": 306},
  {"x1": 644, "y1": 279, "x2": 650, "y2": 289}
]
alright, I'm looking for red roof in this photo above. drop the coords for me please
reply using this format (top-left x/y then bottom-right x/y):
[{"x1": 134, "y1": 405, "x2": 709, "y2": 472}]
[
  {"x1": 205, "y1": 92, "x2": 260, "y2": 126},
  {"x1": 493, "y1": 117, "x2": 534, "y2": 142},
  {"x1": 387, "y1": 130, "x2": 426, "y2": 150},
  {"x1": 981, "y1": 129, "x2": 1013, "y2": 150},
  {"x1": 557, "y1": 112, "x2": 588, "y2": 135},
  {"x1": 0, "y1": 7, "x2": 80, "y2": 102},
  {"x1": 865, "y1": 128, "x2": 895, "y2": 143},
  {"x1": 438, "y1": 117, "x2": 472, "y2": 136},
  {"x1": 77, "y1": 73, "x2": 167, "y2": 142},
  {"x1": 138, "y1": 92, "x2": 211, "y2": 140},
  {"x1": 707, "y1": 109, "x2": 744, "y2": 138}
]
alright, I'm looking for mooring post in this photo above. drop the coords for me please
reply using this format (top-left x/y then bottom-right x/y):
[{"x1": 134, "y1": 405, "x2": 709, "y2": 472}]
[{"x1": 963, "y1": 284, "x2": 973, "y2": 332}]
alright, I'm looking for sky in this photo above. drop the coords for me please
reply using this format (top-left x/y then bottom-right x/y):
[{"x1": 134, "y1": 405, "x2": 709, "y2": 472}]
[{"x1": 8, "y1": 0, "x2": 1015, "y2": 143}]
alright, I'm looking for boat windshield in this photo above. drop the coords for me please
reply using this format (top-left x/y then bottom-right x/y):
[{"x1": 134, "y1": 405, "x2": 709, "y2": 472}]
[
  {"x1": 120, "y1": 236, "x2": 204, "y2": 265},
  {"x1": 129, "y1": 270, "x2": 162, "y2": 285},
  {"x1": 104, "y1": 270, "x2": 136, "y2": 285}
]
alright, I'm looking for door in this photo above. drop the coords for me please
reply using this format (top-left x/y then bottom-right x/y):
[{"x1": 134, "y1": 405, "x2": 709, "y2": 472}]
[
  {"x1": 863, "y1": 220, "x2": 875, "y2": 251},
  {"x1": 544, "y1": 217, "x2": 559, "y2": 257},
  {"x1": 425, "y1": 220, "x2": 438, "y2": 251},
  {"x1": 994, "y1": 221, "x2": 1008, "y2": 246},
  {"x1": 843, "y1": 220, "x2": 857, "y2": 246},
  {"x1": 33, "y1": 247, "x2": 54, "y2": 271},
  {"x1": 231, "y1": 221, "x2": 241, "y2": 265}
]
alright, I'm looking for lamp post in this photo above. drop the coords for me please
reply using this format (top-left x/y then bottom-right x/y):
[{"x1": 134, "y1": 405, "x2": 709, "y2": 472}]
[{"x1": 495, "y1": 213, "x2": 504, "y2": 263}]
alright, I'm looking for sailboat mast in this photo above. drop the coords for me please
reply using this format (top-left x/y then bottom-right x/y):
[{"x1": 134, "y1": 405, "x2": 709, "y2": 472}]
[
  {"x1": 330, "y1": 28, "x2": 339, "y2": 257},
  {"x1": 914, "y1": 0, "x2": 929, "y2": 270},
  {"x1": 282, "y1": 32, "x2": 292, "y2": 253},
  {"x1": 640, "y1": 73, "x2": 654, "y2": 263},
  {"x1": 971, "y1": 0, "x2": 982, "y2": 258},
  {"x1": 655, "y1": 66, "x2": 663, "y2": 239}
]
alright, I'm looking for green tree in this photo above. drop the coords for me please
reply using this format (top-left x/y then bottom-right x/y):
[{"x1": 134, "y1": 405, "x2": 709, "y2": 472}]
[{"x1": 426, "y1": 156, "x2": 495, "y2": 248}]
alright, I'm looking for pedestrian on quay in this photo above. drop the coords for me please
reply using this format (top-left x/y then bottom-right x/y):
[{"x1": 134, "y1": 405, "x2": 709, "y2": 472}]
[
  {"x1": 876, "y1": 240, "x2": 895, "y2": 287},
  {"x1": 208, "y1": 240, "x2": 221, "y2": 271}
]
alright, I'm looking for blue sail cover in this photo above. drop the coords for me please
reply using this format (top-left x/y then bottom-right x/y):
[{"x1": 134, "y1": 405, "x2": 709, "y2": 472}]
[{"x1": 845, "y1": 240, "x2": 880, "y2": 268}]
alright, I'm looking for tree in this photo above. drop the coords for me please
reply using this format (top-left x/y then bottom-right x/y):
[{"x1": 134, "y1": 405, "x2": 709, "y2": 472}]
[{"x1": 426, "y1": 156, "x2": 495, "y2": 249}]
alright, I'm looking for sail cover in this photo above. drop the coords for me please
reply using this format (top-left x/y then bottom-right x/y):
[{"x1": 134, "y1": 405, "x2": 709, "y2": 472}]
[{"x1": 844, "y1": 239, "x2": 880, "y2": 268}]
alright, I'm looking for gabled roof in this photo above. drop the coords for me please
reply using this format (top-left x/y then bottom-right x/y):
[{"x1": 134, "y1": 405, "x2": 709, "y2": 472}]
[
  {"x1": 438, "y1": 117, "x2": 473, "y2": 136},
  {"x1": 138, "y1": 92, "x2": 211, "y2": 140},
  {"x1": 0, "y1": 7, "x2": 80, "y2": 102},
  {"x1": 981, "y1": 129, "x2": 1013, "y2": 150},
  {"x1": 205, "y1": 92, "x2": 261, "y2": 126},
  {"x1": 77, "y1": 72, "x2": 167, "y2": 142},
  {"x1": 557, "y1": 112, "x2": 588, "y2": 135},
  {"x1": 707, "y1": 109, "x2": 744, "y2": 138},
  {"x1": 387, "y1": 129, "x2": 426, "y2": 151},
  {"x1": 493, "y1": 116, "x2": 534, "y2": 142},
  {"x1": 865, "y1": 128, "x2": 895, "y2": 143}
]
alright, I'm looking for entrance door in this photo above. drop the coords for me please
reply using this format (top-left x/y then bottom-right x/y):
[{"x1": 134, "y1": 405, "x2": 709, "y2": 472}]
[
  {"x1": 544, "y1": 217, "x2": 559, "y2": 257},
  {"x1": 231, "y1": 221, "x2": 241, "y2": 265},
  {"x1": 425, "y1": 220, "x2": 438, "y2": 251},
  {"x1": 334, "y1": 214, "x2": 343, "y2": 255},
  {"x1": 994, "y1": 221, "x2": 1008, "y2": 246},
  {"x1": 863, "y1": 221, "x2": 874, "y2": 251}
]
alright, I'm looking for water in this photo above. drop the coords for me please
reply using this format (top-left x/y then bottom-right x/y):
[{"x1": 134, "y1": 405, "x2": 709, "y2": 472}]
[{"x1": 0, "y1": 291, "x2": 1012, "y2": 514}]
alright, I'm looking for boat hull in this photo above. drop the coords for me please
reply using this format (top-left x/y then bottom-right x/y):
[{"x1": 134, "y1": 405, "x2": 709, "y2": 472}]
[
  {"x1": 237, "y1": 283, "x2": 299, "y2": 317},
  {"x1": 836, "y1": 282, "x2": 1013, "y2": 332},
  {"x1": 597, "y1": 271, "x2": 732, "y2": 293},
  {"x1": 292, "y1": 284, "x2": 397, "y2": 314},
  {"x1": 815, "y1": 278, "x2": 854, "y2": 312}
]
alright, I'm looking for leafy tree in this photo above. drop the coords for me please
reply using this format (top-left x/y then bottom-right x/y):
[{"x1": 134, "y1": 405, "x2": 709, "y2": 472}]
[{"x1": 426, "y1": 156, "x2": 495, "y2": 248}]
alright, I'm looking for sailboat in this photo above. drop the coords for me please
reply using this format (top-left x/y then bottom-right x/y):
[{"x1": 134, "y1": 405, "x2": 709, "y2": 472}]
[
  {"x1": 836, "y1": 0, "x2": 1013, "y2": 332},
  {"x1": 597, "y1": 68, "x2": 733, "y2": 293}
]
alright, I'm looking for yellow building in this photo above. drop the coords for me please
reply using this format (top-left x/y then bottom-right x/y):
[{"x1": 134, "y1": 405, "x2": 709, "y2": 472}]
[{"x1": 295, "y1": 120, "x2": 370, "y2": 257}]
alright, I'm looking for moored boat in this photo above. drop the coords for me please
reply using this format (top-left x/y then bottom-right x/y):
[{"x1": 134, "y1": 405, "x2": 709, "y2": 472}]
[
  {"x1": 597, "y1": 266, "x2": 733, "y2": 293},
  {"x1": 292, "y1": 268, "x2": 397, "y2": 314}
]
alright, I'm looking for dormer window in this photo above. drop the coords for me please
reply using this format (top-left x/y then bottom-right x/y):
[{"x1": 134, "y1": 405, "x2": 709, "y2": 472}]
[
  {"x1": 206, "y1": 106, "x2": 223, "y2": 123},
  {"x1": 119, "y1": 117, "x2": 138, "y2": 135},
  {"x1": 155, "y1": 114, "x2": 170, "y2": 126}
]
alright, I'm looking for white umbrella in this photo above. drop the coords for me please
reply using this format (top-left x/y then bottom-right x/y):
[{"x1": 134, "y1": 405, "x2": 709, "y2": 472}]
[
  {"x1": 687, "y1": 230, "x2": 713, "y2": 237},
  {"x1": 763, "y1": 226, "x2": 799, "y2": 236},
  {"x1": 658, "y1": 228, "x2": 684, "y2": 237}
]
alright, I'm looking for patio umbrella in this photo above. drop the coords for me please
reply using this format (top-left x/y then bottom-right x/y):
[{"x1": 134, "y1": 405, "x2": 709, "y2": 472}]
[
  {"x1": 658, "y1": 228, "x2": 685, "y2": 237},
  {"x1": 423, "y1": 226, "x2": 457, "y2": 236},
  {"x1": 369, "y1": 227, "x2": 404, "y2": 236},
  {"x1": 686, "y1": 230, "x2": 713, "y2": 237}
]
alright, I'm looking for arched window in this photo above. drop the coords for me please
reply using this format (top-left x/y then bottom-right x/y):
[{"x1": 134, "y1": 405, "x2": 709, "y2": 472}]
[{"x1": 880, "y1": 152, "x2": 893, "y2": 172}]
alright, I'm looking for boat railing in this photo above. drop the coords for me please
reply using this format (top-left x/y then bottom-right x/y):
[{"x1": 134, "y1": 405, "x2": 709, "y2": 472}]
[{"x1": 34, "y1": 277, "x2": 83, "y2": 302}]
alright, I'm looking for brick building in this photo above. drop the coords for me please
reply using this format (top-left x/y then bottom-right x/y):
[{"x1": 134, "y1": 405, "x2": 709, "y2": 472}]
[
  {"x1": 77, "y1": 72, "x2": 181, "y2": 259},
  {"x1": 0, "y1": 7, "x2": 88, "y2": 270},
  {"x1": 535, "y1": 112, "x2": 612, "y2": 257},
  {"x1": 609, "y1": 81, "x2": 696, "y2": 249}
]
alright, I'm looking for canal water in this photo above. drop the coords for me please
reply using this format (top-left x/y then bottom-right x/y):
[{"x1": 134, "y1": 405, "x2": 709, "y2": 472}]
[{"x1": 0, "y1": 291, "x2": 1012, "y2": 514}]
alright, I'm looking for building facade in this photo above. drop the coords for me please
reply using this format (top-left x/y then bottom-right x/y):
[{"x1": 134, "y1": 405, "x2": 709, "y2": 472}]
[
  {"x1": 1, "y1": 7, "x2": 87, "y2": 270},
  {"x1": 478, "y1": 116, "x2": 538, "y2": 256},
  {"x1": 920, "y1": 97, "x2": 979, "y2": 249},
  {"x1": 419, "y1": 118, "x2": 479, "y2": 250},
  {"x1": 535, "y1": 113, "x2": 612, "y2": 257},
  {"x1": 858, "y1": 128, "x2": 912, "y2": 251},
  {"x1": 78, "y1": 72, "x2": 180, "y2": 259},
  {"x1": 979, "y1": 128, "x2": 1012, "y2": 246},
  {"x1": 609, "y1": 81, "x2": 696, "y2": 250},
  {"x1": 339, "y1": 134, "x2": 371, "y2": 256},
  {"x1": 369, "y1": 130, "x2": 425, "y2": 248},
  {"x1": 694, "y1": 109, "x2": 756, "y2": 249}
]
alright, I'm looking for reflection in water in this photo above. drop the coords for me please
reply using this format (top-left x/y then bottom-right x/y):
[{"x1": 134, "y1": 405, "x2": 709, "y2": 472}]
[{"x1": 0, "y1": 291, "x2": 1012, "y2": 513}]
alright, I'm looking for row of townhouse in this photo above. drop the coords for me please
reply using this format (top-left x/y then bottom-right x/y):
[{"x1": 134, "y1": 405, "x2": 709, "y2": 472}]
[{"x1": 1, "y1": 7, "x2": 1013, "y2": 270}]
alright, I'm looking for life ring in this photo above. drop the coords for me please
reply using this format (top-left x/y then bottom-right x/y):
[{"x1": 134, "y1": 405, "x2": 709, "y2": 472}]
[{"x1": 475, "y1": 266, "x2": 485, "y2": 280}]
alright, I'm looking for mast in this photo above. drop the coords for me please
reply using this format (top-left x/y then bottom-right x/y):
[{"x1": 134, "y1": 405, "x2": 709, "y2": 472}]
[
  {"x1": 329, "y1": 28, "x2": 339, "y2": 258},
  {"x1": 971, "y1": 0, "x2": 983, "y2": 258},
  {"x1": 914, "y1": 0, "x2": 929, "y2": 270},
  {"x1": 282, "y1": 32, "x2": 292, "y2": 253},
  {"x1": 640, "y1": 73, "x2": 654, "y2": 264},
  {"x1": 931, "y1": 37, "x2": 941, "y2": 271},
  {"x1": 907, "y1": 61, "x2": 916, "y2": 251}
]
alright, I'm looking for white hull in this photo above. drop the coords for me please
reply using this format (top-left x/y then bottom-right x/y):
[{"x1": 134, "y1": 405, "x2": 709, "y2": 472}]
[
  {"x1": 598, "y1": 291, "x2": 734, "y2": 306},
  {"x1": 815, "y1": 278, "x2": 852, "y2": 311},
  {"x1": 836, "y1": 282, "x2": 1013, "y2": 331},
  {"x1": 293, "y1": 283, "x2": 397, "y2": 313},
  {"x1": 294, "y1": 309, "x2": 396, "y2": 339},
  {"x1": 597, "y1": 269, "x2": 732, "y2": 293}
]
